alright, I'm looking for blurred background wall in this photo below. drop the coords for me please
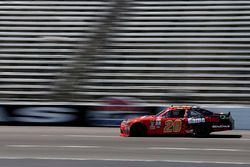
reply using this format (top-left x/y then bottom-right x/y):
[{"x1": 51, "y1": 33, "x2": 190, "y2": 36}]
[{"x1": 1, "y1": 0, "x2": 250, "y2": 106}]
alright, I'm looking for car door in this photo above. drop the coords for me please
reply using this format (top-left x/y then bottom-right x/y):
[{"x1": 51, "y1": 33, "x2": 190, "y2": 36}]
[{"x1": 160, "y1": 109, "x2": 186, "y2": 135}]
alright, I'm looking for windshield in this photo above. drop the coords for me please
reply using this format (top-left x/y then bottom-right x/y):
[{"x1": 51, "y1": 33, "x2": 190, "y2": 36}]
[{"x1": 156, "y1": 108, "x2": 168, "y2": 117}]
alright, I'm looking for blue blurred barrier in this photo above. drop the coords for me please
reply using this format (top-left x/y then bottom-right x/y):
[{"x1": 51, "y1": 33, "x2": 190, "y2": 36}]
[
  {"x1": 1, "y1": 103, "x2": 249, "y2": 129},
  {"x1": 0, "y1": 105, "x2": 86, "y2": 126},
  {"x1": 0, "y1": 104, "x2": 155, "y2": 126}
]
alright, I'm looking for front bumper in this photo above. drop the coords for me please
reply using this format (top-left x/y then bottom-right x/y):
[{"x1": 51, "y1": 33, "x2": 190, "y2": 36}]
[{"x1": 120, "y1": 123, "x2": 130, "y2": 137}]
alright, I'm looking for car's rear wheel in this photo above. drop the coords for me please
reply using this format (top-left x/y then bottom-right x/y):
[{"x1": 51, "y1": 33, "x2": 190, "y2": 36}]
[
  {"x1": 194, "y1": 124, "x2": 210, "y2": 137},
  {"x1": 130, "y1": 123, "x2": 147, "y2": 137}
]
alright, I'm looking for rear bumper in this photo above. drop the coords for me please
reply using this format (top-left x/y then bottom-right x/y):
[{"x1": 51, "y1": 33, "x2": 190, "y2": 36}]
[
  {"x1": 212, "y1": 116, "x2": 235, "y2": 132},
  {"x1": 229, "y1": 117, "x2": 235, "y2": 130}
]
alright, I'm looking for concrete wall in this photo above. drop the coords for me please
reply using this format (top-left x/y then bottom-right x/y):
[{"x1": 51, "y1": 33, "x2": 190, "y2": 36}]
[{"x1": 206, "y1": 107, "x2": 250, "y2": 130}]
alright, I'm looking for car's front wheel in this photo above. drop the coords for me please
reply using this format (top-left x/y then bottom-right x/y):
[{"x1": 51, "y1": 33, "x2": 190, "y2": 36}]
[{"x1": 130, "y1": 123, "x2": 147, "y2": 137}]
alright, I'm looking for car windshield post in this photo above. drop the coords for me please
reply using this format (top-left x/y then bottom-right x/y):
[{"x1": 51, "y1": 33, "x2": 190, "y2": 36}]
[{"x1": 156, "y1": 109, "x2": 168, "y2": 117}]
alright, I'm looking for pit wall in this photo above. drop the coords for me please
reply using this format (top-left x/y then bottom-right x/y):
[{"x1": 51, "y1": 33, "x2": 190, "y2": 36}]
[
  {"x1": 0, "y1": 104, "x2": 249, "y2": 129},
  {"x1": 205, "y1": 107, "x2": 250, "y2": 130}
]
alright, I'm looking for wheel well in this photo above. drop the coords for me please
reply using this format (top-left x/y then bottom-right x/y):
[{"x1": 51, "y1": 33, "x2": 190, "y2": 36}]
[
  {"x1": 130, "y1": 122, "x2": 147, "y2": 137},
  {"x1": 195, "y1": 123, "x2": 212, "y2": 131},
  {"x1": 194, "y1": 123, "x2": 212, "y2": 137}
]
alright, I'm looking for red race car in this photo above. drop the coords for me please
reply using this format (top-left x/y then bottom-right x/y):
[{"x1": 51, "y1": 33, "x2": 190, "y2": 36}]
[{"x1": 120, "y1": 105, "x2": 234, "y2": 137}]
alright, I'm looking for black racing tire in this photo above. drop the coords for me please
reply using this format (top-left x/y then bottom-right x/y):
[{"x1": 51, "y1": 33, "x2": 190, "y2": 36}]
[
  {"x1": 194, "y1": 124, "x2": 210, "y2": 137},
  {"x1": 130, "y1": 123, "x2": 147, "y2": 137}
]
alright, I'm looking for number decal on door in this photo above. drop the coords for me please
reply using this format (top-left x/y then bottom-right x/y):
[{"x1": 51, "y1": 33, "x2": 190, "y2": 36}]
[
  {"x1": 173, "y1": 120, "x2": 182, "y2": 132},
  {"x1": 164, "y1": 120, "x2": 173, "y2": 133},
  {"x1": 163, "y1": 120, "x2": 182, "y2": 133}
]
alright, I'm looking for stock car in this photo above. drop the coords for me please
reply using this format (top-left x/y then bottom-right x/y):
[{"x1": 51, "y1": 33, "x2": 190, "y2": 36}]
[{"x1": 120, "y1": 105, "x2": 234, "y2": 137}]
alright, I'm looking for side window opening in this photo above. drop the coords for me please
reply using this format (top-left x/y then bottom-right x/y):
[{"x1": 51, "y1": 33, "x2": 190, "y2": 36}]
[
  {"x1": 188, "y1": 109, "x2": 203, "y2": 118},
  {"x1": 163, "y1": 109, "x2": 185, "y2": 118}
]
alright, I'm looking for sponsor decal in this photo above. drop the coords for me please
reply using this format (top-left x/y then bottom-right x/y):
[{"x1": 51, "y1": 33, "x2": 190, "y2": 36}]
[
  {"x1": 188, "y1": 118, "x2": 205, "y2": 124},
  {"x1": 150, "y1": 121, "x2": 156, "y2": 130},
  {"x1": 150, "y1": 118, "x2": 162, "y2": 129},
  {"x1": 13, "y1": 107, "x2": 77, "y2": 123},
  {"x1": 220, "y1": 115, "x2": 226, "y2": 119},
  {"x1": 155, "y1": 117, "x2": 161, "y2": 128},
  {"x1": 212, "y1": 125, "x2": 230, "y2": 129},
  {"x1": 206, "y1": 117, "x2": 220, "y2": 123},
  {"x1": 0, "y1": 106, "x2": 78, "y2": 123}
]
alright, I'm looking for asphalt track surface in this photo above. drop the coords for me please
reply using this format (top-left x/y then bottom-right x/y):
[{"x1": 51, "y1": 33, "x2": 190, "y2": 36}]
[{"x1": 0, "y1": 127, "x2": 250, "y2": 167}]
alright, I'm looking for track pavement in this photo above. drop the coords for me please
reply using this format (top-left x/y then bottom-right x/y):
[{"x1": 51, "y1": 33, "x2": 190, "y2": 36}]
[{"x1": 0, "y1": 126, "x2": 249, "y2": 167}]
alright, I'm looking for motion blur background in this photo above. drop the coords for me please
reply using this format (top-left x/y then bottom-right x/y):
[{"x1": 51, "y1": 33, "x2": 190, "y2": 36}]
[{"x1": 1, "y1": 0, "x2": 250, "y2": 128}]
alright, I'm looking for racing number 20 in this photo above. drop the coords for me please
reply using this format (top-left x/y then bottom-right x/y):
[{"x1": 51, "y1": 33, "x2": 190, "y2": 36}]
[{"x1": 164, "y1": 120, "x2": 182, "y2": 133}]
